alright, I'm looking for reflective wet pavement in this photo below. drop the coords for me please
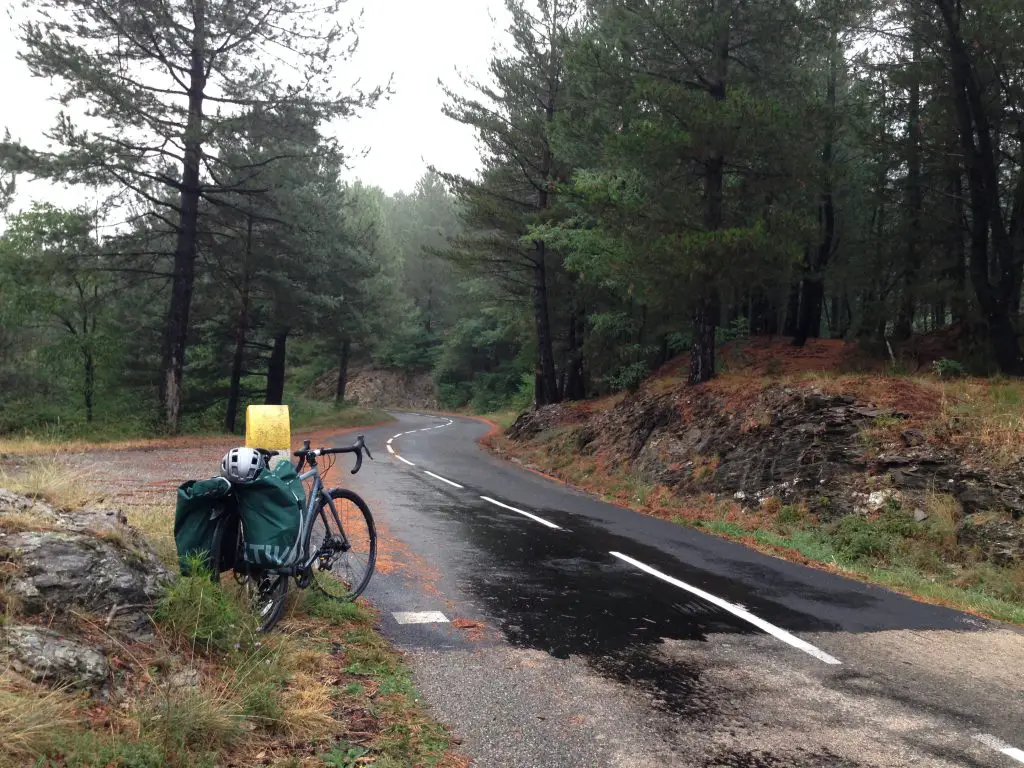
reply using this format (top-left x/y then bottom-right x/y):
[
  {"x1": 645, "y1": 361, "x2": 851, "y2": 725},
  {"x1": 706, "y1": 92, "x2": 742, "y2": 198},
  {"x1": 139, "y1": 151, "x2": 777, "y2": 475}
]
[{"x1": 333, "y1": 413, "x2": 1023, "y2": 768}]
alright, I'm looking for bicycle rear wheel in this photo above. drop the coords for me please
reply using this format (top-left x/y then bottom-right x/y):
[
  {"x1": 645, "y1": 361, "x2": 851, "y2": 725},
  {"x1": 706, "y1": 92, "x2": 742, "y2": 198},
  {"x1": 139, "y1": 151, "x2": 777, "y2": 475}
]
[
  {"x1": 230, "y1": 528, "x2": 289, "y2": 633},
  {"x1": 240, "y1": 572, "x2": 289, "y2": 632},
  {"x1": 306, "y1": 488, "x2": 377, "y2": 601}
]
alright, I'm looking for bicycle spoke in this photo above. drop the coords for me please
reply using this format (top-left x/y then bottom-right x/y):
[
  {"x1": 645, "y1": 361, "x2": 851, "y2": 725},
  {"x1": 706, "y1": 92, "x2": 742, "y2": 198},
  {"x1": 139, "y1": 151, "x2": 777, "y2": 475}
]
[{"x1": 306, "y1": 489, "x2": 376, "y2": 601}]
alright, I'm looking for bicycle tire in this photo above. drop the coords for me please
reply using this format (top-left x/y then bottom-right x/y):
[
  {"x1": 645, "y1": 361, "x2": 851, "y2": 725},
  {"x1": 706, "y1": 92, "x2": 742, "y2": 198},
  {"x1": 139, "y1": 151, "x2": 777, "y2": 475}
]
[
  {"x1": 305, "y1": 488, "x2": 377, "y2": 601},
  {"x1": 228, "y1": 527, "x2": 289, "y2": 633}
]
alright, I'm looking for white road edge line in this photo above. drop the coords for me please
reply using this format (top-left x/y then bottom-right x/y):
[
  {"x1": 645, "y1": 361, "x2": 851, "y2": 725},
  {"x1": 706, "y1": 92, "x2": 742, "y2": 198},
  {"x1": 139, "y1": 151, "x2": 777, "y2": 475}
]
[
  {"x1": 392, "y1": 611, "x2": 449, "y2": 625},
  {"x1": 480, "y1": 496, "x2": 562, "y2": 530},
  {"x1": 396, "y1": 455, "x2": 415, "y2": 467},
  {"x1": 609, "y1": 551, "x2": 842, "y2": 666},
  {"x1": 975, "y1": 734, "x2": 1024, "y2": 764},
  {"x1": 424, "y1": 470, "x2": 464, "y2": 489},
  {"x1": 386, "y1": 445, "x2": 394, "y2": 455}
]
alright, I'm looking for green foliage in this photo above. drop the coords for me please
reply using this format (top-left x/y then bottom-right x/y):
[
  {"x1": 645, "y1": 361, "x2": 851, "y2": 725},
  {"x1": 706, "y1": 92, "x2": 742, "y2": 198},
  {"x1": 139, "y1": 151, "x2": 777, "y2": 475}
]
[
  {"x1": 34, "y1": 733, "x2": 169, "y2": 768},
  {"x1": 717, "y1": 317, "x2": 750, "y2": 345},
  {"x1": 433, "y1": 297, "x2": 533, "y2": 410},
  {"x1": 301, "y1": 589, "x2": 374, "y2": 626},
  {"x1": 154, "y1": 567, "x2": 257, "y2": 653},
  {"x1": 322, "y1": 744, "x2": 371, "y2": 767},
  {"x1": 932, "y1": 359, "x2": 968, "y2": 379},
  {"x1": 827, "y1": 507, "x2": 917, "y2": 563}
]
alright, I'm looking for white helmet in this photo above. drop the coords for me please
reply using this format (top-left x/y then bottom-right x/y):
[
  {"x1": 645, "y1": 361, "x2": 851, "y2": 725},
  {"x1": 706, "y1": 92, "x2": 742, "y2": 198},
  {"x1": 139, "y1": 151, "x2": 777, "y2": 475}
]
[{"x1": 221, "y1": 447, "x2": 265, "y2": 484}]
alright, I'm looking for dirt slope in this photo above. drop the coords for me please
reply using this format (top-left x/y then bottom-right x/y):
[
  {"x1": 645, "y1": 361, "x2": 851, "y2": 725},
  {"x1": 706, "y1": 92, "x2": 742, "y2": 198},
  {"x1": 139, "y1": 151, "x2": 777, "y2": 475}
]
[{"x1": 310, "y1": 367, "x2": 438, "y2": 411}]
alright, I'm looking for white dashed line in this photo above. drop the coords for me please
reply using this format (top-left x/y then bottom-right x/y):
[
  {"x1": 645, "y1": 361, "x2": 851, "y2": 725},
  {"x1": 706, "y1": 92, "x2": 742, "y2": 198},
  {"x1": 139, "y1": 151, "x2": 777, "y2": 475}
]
[
  {"x1": 424, "y1": 471, "x2": 464, "y2": 489},
  {"x1": 396, "y1": 455, "x2": 415, "y2": 467},
  {"x1": 480, "y1": 496, "x2": 562, "y2": 530},
  {"x1": 386, "y1": 444, "x2": 394, "y2": 455},
  {"x1": 387, "y1": 438, "x2": 393, "y2": 445},
  {"x1": 609, "y1": 552, "x2": 842, "y2": 665},
  {"x1": 975, "y1": 735, "x2": 1024, "y2": 764},
  {"x1": 392, "y1": 611, "x2": 449, "y2": 625}
]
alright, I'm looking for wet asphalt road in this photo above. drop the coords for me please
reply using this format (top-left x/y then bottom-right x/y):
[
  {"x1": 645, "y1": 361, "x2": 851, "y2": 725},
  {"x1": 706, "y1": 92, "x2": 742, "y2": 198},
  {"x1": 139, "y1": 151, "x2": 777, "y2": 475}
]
[{"x1": 330, "y1": 413, "x2": 1024, "y2": 768}]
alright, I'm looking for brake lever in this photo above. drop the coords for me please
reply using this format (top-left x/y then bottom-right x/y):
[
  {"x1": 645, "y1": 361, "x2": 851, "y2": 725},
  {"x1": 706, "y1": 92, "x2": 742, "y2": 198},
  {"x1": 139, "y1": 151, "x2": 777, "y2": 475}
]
[{"x1": 359, "y1": 435, "x2": 373, "y2": 461}]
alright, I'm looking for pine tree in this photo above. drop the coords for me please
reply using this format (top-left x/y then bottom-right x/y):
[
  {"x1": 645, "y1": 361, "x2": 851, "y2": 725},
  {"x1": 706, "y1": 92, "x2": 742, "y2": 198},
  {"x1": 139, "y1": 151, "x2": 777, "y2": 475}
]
[
  {"x1": 5, "y1": 0, "x2": 385, "y2": 429},
  {"x1": 440, "y1": 0, "x2": 580, "y2": 406}
]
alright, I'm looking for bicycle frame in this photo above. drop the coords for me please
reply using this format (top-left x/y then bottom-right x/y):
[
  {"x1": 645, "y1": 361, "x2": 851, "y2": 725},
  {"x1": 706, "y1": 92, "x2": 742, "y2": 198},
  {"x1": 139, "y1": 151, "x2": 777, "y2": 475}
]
[{"x1": 268, "y1": 464, "x2": 350, "y2": 577}]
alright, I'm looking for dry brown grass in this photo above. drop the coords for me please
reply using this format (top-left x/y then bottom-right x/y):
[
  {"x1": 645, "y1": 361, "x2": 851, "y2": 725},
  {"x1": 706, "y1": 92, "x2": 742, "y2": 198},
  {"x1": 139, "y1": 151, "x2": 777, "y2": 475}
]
[
  {"x1": 0, "y1": 510, "x2": 59, "y2": 535},
  {"x1": 0, "y1": 459, "x2": 104, "y2": 510},
  {"x1": 276, "y1": 671, "x2": 336, "y2": 741},
  {"x1": 122, "y1": 503, "x2": 177, "y2": 568},
  {"x1": 935, "y1": 379, "x2": 1024, "y2": 466},
  {"x1": 0, "y1": 671, "x2": 79, "y2": 767},
  {"x1": 924, "y1": 493, "x2": 962, "y2": 553},
  {"x1": 0, "y1": 433, "x2": 235, "y2": 458},
  {"x1": 137, "y1": 681, "x2": 248, "y2": 755}
]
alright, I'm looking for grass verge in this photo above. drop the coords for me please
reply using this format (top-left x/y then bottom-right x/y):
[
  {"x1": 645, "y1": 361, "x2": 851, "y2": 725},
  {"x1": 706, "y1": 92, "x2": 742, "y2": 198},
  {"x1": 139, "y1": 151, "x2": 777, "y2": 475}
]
[
  {"x1": 473, "y1": 409, "x2": 520, "y2": 430},
  {"x1": 2, "y1": 573, "x2": 463, "y2": 768},
  {"x1": 0, "y1": 400, "x2": 393, "y2": 457},
  {"x1": 0, "y1": 460, "x2": 104, "y2": 509},
  {"x1": 1, "y1": 462, "x2": 460, "y2": 768}
]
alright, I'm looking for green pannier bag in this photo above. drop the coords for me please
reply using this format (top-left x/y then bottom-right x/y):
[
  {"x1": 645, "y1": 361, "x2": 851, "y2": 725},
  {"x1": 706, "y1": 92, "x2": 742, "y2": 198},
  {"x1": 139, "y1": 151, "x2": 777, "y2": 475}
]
[
  {"x1": 235, "y1": 459, "x2": 308, "y2": 569},
  {"x1": 174, "y1": 476, "x2": 238, "y2": 576}
]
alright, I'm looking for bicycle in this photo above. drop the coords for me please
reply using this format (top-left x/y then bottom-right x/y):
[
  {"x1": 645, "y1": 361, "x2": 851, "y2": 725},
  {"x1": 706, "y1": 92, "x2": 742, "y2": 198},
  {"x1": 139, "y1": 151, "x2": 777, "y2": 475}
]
[{"x1": 234, "y1": 435, "x2": 378, "y2": 632}]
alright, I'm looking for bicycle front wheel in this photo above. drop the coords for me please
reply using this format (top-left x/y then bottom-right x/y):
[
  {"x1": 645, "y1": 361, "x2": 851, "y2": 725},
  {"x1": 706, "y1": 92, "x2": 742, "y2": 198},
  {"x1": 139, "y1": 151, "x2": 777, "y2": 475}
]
[{"x1": 306, "y1": 488, "x2": 377, "y2": 601}]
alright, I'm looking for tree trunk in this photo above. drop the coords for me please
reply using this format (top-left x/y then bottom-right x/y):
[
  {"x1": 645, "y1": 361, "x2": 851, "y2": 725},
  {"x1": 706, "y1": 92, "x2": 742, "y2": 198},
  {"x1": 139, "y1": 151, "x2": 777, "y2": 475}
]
[
  {"x1": 937, "y1": 0, "x2": 1024, "y2": 374},
  {"x1": 82, "y1": 346, "x2": 94, "y2": 423},
  {"x1": 564, "y1": 304, "x2": 585, "y2": 401},
  {"x1": 896, "y1": 22, "x2": 924, "y2": 341},
  {"x1": 947, "y1": 140, "x2": 968, "y2": 326},
  {"x1": 225, "y1": 215, "x2": 252, "y2": 434},
  {"x1": 689, "y1": 295, "x2": 718, "y2": 385},
  {"x1": 783, "y1": 282, "x2": 800, "y2": 337},
  {"x1": 793, "y1": 273, "x2": 826, "y2": 347},
  {"x1": 160, "y1": 0, "x2": 207, "y2": 432},
  {"x1": 750, "y1": 291, "x2": 778, "y2": 336},
  {"x1": 829, "y1": 295, "x2": 842, "y2": 338},
  {"x1": 265, "y1": 329, "x2": 289, "y2": 405},
  {"x1": 336, "y1": 338, "x2": 351, "y2": 404},
  {"x1": 690, "y1": 0, "x2": 728, "y2": 384},
  {"x1": 794, "y1": 30, "x2": 838, "y2": 348},
  {"x1": 531, "y1": 245, "x2": 559, "y2": 405},
  {"x1": 530, "y1": 12, "x2": 562, "y2": 408}
]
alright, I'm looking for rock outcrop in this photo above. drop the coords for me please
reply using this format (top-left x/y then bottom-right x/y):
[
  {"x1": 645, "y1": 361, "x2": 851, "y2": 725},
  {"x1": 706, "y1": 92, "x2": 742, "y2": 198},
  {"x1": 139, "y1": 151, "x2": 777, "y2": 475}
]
[
  {"x1": 1, "y1": 490, "x2": 173, "y2": 692},
  {"x1": 507, "y1": 383, "x2": 1024, "y2": 563},
  {"x1": 6, "y1": 624, "x2": 109, "y2": 689},
  {"x1": 309, "y1": 367, "x2": 439, "y2": 411}
]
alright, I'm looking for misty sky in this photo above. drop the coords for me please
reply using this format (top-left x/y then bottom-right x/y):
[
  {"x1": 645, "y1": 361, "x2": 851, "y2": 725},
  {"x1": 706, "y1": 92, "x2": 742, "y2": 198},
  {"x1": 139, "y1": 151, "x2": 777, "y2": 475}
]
[{"x1": 0, "y1": 0, "x2": 511, "y2": 211}]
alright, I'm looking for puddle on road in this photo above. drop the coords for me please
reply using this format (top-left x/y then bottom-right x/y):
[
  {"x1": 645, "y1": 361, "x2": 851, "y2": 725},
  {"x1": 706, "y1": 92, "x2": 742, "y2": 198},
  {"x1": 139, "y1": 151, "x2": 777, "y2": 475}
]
[{"x1": 419, "y1": 498, "x2": 834, "y2": 717}]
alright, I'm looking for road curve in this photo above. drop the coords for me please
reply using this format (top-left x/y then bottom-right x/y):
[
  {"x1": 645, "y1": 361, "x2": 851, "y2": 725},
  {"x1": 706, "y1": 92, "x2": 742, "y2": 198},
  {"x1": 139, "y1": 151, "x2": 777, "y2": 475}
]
[{"x1": 331, "y1": 412, "x2": 1024, "y2": 768}]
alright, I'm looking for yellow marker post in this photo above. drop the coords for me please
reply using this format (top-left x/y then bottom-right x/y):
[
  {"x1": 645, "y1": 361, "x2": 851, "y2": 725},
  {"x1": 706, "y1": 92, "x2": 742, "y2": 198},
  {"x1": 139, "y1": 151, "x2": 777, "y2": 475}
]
[{"x1": 245, "y1": 405, "x2": 292, "y2": 453}]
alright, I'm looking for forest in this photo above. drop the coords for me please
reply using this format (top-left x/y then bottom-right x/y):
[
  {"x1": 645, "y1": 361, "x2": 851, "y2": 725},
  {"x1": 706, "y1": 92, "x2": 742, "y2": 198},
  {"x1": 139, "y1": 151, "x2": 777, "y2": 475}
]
[{"x1": 1, "y1": 0, "x2": 1023, "y2": 437}]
